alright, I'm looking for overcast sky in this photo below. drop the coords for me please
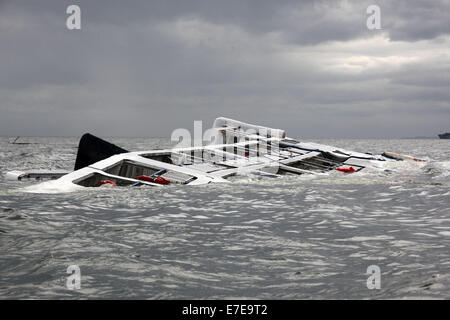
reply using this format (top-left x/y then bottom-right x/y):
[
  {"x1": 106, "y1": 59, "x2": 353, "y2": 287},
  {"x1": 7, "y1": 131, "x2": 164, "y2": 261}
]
[{"x1": 1, "y1": 0, "x2": 449, "y2": 138}]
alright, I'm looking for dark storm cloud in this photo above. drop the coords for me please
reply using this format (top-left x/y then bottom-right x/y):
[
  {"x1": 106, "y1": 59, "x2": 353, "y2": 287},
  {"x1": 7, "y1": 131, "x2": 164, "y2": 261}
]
[
  {"x1": 5, "y1": 0, "x2": 449, "y2": 44},
  {"x1": 0, "y1": 0, "x2": 449, "y2": 138},
  {"x1": 379, "y1": 0, "x2": 450, "y2": 41}
]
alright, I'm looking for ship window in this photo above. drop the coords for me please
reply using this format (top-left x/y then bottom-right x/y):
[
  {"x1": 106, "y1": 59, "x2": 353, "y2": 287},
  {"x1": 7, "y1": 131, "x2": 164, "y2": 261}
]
[
  {"x1": 104, "y1": 160, "x2": 196, "y2": 184},
  {"x1": 140, "y1": 153, "x2": 173, "y2": 164},
  {"x1": 73, "y1": 173, "x2": 136, "y2": 187},
  {"x1": 104, "y1": 160, "x2": 162, "y2": 178}
]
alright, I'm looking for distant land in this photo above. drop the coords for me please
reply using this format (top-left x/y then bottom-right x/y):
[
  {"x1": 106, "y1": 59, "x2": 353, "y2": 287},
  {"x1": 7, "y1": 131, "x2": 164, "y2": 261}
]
[{"x1": 400, "y1": 136, "x2": 438, "y2": 139}]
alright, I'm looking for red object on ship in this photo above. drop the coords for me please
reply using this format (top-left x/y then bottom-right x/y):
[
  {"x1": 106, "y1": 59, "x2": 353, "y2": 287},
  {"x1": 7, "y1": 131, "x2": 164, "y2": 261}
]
[
  {"x1": 337, "y1": 166, "x2": 355, "y2": 173},
  {"x1": 135, "y1": 175, "x2": 170, "y2": 185},
  {"x1": 99, "y1": 180, "x2": 117, "y2": 186}
]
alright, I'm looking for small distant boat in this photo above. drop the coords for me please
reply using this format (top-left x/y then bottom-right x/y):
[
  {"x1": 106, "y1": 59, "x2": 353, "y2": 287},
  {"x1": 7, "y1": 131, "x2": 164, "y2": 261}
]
[
  {"x1": 438, "y1": 132, "x2": 450, "y2": 139},
  {"x1": 10, "y1": 136, "x2": 31, "y2": 145}
]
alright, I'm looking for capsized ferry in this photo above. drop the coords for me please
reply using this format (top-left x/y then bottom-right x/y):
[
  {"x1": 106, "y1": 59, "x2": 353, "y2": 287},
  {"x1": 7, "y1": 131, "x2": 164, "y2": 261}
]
[{"x1": 5, "y1": 117, "x2": 426, "y2": 192}]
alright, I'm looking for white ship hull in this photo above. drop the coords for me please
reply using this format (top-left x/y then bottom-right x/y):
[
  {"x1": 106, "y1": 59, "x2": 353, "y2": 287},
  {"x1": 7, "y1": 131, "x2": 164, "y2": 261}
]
[{"x1": 6, "y1": 117, "x2": 426, "y2": 193}]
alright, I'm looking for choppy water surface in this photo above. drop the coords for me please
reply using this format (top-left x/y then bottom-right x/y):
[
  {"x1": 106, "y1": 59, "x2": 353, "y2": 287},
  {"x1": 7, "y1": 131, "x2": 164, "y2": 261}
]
[{"x1": 0, "y1": 137, "x2": 449, "y2": 299}]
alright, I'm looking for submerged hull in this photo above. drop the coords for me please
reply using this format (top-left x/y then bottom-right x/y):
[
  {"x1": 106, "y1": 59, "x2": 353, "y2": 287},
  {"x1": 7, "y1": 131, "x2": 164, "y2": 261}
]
[{"x1": 6, "y1": 117, "x2": 427, "y2": 193}]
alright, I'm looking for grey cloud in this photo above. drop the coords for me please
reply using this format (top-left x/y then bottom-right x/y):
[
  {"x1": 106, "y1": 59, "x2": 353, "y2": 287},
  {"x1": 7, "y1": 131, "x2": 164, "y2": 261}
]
[
  {"x1": 0, "y1": 0, "x2": 449, "y2": 138},
  {"x1": 7, "y1": 0, "x2": 450, "y2": 43},
  {"x1": 389, "y1": 60, "x2": 450, "y2": 88},
  {"x1": 380, "y1": 0, "x2": 450, "y2": 41}
]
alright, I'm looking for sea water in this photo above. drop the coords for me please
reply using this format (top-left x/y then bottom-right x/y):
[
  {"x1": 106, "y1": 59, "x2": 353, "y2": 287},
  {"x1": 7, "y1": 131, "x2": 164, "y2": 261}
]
[{"x1": 0, "y1": 137, "x2": 449, "y2": 299}]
